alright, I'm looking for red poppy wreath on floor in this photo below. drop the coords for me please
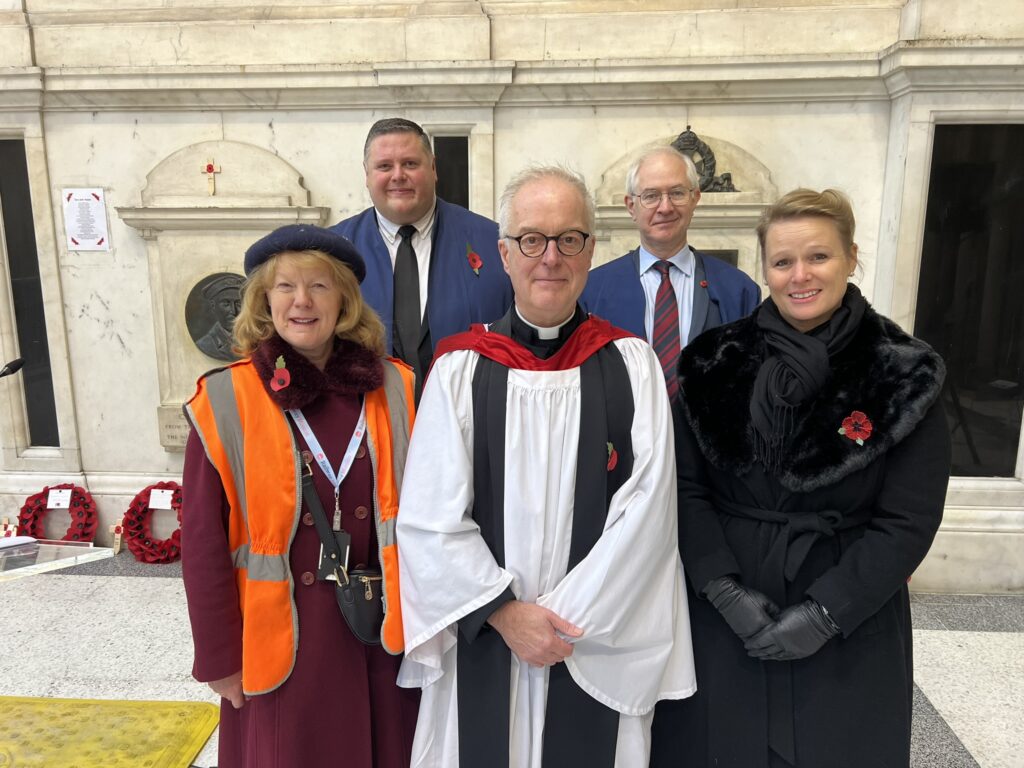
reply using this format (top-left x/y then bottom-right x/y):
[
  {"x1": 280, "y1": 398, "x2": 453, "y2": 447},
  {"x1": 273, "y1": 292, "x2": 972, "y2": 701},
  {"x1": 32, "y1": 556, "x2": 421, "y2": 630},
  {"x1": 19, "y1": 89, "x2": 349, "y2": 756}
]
[
  {"x1": 17, "y1": 483, "x2": 99, "y2": 542},
  {"x1": 123, "y1": 481, "x2": 183, "y2": 564}
]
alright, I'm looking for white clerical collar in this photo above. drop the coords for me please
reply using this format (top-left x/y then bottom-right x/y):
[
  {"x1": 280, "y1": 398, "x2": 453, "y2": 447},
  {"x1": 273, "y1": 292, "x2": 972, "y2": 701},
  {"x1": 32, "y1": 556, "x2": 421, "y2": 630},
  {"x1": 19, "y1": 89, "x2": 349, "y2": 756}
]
[
  {"x1": 515, "y1": 306, "x2": 574, "y2": 340},
  {"x1": 639, "y1": 244, "x2": 695, "y2": 277},
  {"x1": 375, "y1": 201, "x2": 437, "y2": 245}
]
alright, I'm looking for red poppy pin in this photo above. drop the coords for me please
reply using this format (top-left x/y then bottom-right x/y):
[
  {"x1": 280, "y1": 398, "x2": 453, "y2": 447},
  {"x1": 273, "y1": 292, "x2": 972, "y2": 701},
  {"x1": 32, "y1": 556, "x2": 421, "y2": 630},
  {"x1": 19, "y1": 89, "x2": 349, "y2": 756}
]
[
  {"x1": 838, "y1": 410, "x2": 873, "y2": 446},
  {"x1": 466, "y1": 243, "x2": 483, "y2": 276},
  {"x1": 700, "y1": 280, "x2": 708, "y2": 288},
  {"x1": 270, "y1": 355, "x2": 291, "y2": 391},
  {"x1": 606, "y1": 442, "x2": 619, "y2": 471}
]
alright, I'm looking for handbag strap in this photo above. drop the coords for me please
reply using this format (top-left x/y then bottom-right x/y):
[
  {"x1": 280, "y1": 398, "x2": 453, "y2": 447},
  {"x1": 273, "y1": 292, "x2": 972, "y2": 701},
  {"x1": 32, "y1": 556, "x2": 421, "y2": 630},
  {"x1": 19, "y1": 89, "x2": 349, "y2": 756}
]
[{"x1": 288, "y1": 418, "x2": 351, "y2": 584}]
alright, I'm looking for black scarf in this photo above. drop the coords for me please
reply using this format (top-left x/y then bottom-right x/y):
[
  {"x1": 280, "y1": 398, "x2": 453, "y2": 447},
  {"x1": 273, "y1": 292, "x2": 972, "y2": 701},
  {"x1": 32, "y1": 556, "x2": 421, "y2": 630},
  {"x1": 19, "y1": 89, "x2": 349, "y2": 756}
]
[{"x1": 750, "y1": 284, "x2": 867, "y2": 470}]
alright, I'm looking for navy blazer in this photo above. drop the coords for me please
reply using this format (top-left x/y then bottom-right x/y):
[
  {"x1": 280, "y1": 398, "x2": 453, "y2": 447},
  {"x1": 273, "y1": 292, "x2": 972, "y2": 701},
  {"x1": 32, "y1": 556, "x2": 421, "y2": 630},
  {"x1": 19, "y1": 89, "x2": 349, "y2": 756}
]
[
  {"x1": 331, "y1": 198, "x2": 512, "y2": 355},
  {"x1": 581, "y1": 248, "x2": 761, "y2": 343}
]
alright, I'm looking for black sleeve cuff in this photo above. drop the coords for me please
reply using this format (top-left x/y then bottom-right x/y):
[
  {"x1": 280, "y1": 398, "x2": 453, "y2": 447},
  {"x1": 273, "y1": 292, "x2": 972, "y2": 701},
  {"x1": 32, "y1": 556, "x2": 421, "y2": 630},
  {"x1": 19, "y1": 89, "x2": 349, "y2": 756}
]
[{"x1": 458, "y1": 587, "x2": 516, "y2": 643}]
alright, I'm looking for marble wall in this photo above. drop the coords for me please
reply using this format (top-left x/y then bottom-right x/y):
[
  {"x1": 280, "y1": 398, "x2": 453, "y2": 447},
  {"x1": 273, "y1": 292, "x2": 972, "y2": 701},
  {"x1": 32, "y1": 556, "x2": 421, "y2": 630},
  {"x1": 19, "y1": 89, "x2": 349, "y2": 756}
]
[{"x1": 0, "y1": 0, "x2": 1021, "y2": 590}]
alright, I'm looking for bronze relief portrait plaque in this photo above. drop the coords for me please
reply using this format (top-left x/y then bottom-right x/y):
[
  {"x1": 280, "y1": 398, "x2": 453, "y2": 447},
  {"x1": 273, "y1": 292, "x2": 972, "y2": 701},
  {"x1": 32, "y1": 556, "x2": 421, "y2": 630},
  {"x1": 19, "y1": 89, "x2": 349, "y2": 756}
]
[{"x1": 186, "y1": 273, "x2": 245, "y2": 362}]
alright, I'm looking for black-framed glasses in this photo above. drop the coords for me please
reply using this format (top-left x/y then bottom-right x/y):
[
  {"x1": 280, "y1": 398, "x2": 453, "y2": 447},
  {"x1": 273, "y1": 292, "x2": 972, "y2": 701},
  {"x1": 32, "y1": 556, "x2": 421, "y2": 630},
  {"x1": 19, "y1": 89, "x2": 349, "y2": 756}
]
[
  {"x1": 505, "y1": 230, "x2": 591, "y2": 258},
  {"x1": 632, "y1": 188, "x2": 695, "y2": 209}
]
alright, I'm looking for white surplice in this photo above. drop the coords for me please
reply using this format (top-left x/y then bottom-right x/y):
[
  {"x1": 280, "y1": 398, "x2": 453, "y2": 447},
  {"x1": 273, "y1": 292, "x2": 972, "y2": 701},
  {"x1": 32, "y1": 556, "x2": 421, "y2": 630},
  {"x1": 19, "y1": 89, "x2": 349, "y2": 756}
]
[{"x1": 397, "y1": 336, "x2": 696, "y2": 768}]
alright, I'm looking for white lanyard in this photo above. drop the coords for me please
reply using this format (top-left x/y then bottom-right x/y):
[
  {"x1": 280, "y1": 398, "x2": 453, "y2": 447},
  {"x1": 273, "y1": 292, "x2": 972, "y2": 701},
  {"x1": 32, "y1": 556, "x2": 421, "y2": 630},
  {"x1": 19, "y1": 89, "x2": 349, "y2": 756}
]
[{"x1": 288, "y1": 401, "x2": 367, "y2": 529}]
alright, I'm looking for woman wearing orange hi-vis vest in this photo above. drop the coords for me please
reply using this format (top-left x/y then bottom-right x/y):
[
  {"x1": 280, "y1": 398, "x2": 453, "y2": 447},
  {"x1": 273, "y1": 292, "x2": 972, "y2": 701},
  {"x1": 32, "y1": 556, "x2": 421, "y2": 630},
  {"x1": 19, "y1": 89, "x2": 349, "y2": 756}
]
[{"x1": 182, "y1": 224, "x2": 419, "y2": 768}]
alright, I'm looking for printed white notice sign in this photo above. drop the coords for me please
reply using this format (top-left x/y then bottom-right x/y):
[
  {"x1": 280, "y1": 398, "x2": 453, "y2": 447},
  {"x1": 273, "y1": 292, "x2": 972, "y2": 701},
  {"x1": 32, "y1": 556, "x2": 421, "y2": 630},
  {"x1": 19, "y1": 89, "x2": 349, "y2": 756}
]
[
  {"x1": 47, "y1": 488, "x2": 72, "y2": 509},
  {"x1": 149, "y1": 488, "x2": 175, "y2": 510},
  {"x1": 62, "y1": 188, "x2": 111, "y2": 252}
]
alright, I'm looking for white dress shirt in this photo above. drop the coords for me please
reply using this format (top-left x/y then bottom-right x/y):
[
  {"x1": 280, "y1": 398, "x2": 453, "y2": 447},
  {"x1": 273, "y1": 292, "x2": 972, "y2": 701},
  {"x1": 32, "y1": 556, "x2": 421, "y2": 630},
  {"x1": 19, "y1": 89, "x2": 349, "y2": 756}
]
[{"x1": 376, "y1": 202, "x2": 436, "y2": 321}]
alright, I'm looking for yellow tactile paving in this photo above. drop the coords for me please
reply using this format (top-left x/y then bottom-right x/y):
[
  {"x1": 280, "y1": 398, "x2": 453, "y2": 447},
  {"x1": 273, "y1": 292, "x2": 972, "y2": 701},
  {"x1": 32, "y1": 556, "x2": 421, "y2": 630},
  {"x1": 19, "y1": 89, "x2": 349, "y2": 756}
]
[{"x1": 0, "y1": 696, "x2": 218, "y2": 768}]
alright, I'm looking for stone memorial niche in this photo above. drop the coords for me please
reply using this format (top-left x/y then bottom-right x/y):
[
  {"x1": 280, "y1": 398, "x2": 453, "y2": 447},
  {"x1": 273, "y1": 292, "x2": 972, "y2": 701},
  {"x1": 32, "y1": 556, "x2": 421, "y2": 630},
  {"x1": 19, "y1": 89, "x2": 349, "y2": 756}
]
[
  {"x1": 117, "y1": 140, "x2": 328, "y2": 451},
  {"x1": 592, "y1": 130, "x2": 777, "y2": 277}
]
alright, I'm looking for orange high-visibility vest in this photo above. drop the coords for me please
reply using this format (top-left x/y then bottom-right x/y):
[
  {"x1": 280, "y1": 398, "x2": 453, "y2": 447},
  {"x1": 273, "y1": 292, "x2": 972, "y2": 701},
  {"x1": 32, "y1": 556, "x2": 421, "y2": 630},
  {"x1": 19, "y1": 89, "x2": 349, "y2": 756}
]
[{"x1": 185, "y1": 356, "x2": 414, "y2": 695}]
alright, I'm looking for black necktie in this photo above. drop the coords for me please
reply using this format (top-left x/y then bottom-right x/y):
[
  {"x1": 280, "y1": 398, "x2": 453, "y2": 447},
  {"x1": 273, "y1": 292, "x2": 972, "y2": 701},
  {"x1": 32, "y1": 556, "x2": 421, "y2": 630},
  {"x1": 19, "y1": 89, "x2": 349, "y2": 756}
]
[{"x1": 393, "y1": 224, "x2": 420, "y2": 365}]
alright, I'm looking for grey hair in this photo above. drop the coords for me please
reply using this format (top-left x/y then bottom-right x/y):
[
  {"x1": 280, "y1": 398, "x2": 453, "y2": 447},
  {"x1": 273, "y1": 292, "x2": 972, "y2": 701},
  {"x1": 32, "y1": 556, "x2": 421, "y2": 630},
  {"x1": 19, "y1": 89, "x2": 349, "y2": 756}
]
[
  {"x1": 624, "y1": 145, "x2": 700, "y2": 197},
  {"x1": 498, "y1": 165, "x2": 596, "y2": 236},
  {"x1": 362, "y1": 118, "x2": 433, "y2": 164}
]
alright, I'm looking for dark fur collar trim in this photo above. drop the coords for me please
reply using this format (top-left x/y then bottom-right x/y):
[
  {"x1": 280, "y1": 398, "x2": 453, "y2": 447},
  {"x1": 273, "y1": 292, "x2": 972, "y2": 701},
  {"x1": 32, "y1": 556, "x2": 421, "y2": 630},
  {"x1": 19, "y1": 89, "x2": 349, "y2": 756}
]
[
  {"x1": 678, "y1": 305, "x2": 945, "y2": 492},
  {"x1": 250, "y1": 335, "x2": 384, "y2": 410}
]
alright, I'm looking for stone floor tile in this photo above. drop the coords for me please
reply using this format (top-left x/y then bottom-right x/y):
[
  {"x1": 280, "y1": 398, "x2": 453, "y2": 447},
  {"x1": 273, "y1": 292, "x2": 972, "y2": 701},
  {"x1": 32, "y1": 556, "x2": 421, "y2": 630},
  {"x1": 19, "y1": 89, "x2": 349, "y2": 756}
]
[
  {"x1": 914, "y1": 629, "x2": 1024, "y2": 768},
  {"x1": 910, "y1": 685, "x2": 980, "y2": 767}
]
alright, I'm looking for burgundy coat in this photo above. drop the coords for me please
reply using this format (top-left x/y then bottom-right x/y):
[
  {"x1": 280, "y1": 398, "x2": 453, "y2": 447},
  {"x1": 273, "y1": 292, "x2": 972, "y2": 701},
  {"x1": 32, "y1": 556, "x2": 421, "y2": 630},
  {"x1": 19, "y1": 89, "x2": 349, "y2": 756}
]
[{"x1": 182, "y1": 342, "x2": 418, "y2": 768}]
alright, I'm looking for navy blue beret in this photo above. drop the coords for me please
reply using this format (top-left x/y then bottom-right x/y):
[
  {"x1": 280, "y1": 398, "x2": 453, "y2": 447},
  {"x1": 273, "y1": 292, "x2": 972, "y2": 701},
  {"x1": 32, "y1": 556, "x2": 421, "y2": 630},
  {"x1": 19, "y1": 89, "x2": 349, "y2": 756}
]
[{"x1": 243, "y1": 224, "x2": 366, "y2": 283}]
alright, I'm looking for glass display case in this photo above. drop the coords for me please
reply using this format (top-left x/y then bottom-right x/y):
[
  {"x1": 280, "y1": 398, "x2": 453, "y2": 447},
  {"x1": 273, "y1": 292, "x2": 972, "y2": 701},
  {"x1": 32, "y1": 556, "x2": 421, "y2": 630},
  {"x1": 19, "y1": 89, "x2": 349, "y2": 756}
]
[{"x1": 0, "y1": 538, "x2": 113, "y2": 581}]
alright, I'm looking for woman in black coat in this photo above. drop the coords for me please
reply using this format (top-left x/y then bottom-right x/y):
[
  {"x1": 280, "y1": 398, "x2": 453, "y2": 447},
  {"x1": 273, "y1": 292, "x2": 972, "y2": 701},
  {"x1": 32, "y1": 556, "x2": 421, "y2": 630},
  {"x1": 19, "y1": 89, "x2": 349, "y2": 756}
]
[{"x1": 668, "y1": 189, "x2": 951, "y2": 767}]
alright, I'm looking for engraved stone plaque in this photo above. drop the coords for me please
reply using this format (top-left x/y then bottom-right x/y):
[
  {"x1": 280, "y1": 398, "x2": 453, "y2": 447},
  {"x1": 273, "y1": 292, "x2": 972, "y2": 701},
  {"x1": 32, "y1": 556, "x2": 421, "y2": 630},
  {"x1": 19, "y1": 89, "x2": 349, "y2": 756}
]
[{"x1": 158, "y1": 405, "x2": 192, "y2": 451}]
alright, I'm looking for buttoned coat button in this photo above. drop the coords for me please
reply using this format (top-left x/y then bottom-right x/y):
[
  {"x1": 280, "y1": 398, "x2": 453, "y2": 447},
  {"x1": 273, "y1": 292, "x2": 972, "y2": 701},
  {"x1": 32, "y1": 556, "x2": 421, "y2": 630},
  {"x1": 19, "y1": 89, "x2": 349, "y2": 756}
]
[
  {"x1": 302, "y1": 512, "x2": 314, "y2": 527},
  {"x1": 354, "y1": 505, "x2": 369, "y2": 520},
  {"x1": 356, "y1": 445, "x2": 367, "y2": 459},
  {"x1": 300, "y1": 571, "x2": 315, "y2": 586}
]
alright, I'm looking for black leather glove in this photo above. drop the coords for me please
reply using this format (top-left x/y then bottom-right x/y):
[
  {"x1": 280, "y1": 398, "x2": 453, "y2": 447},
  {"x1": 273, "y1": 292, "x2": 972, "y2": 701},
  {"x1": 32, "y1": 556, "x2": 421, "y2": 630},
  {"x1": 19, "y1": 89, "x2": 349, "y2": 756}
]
[
  {"x1": 703, "y1": 576, "x2": 780, "y2": 641},
  {"x1": 744, "y1": 599, "x2": 839, "y2": 661}
]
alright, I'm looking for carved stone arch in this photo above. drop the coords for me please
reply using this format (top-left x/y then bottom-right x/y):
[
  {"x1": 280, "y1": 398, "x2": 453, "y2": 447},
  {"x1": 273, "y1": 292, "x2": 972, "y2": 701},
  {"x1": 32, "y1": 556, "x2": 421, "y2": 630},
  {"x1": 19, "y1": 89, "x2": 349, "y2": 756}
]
[
  {"x1": 592, "y1": 134, "x2": 777, "y2": 280},
  {"x1": 117, "y1": 140, "x2": 328, "y2": 450}
]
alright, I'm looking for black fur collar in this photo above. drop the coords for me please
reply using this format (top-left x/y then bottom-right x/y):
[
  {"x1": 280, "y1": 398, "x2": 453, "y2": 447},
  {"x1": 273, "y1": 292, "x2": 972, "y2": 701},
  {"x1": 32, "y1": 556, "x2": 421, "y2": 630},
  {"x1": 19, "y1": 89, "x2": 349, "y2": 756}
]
[
  {"x1": 250, "y1": 335, "x2": 384, "y2": 410},
  {"x1": 678, "y1": 304, "x2": 945, "y2": 492}
]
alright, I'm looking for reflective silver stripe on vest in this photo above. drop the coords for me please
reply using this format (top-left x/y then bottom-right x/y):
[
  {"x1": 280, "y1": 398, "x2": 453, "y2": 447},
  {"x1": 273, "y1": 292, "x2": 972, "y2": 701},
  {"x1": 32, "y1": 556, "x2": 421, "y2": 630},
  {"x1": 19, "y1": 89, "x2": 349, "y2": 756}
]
[
  {"x1": 372, "y1": 361, "x2": 412, "y2": 557},
  {"x1": 246, "y1": 552, "x2": 290, "y2": 582},
  {"x1": 367, "y1": 438, "x2": 392, "y2": 552},
  {"x1": 381, "y1": 361, "x2": 411, "y2": 496},
  {"x1": 204, "y1": 369, "x2": 249, "y2": 524},
  {"x1": 231, "y1": 543, "x2": 249, "y2": 569},
  {"x1": 229, "y1": 544, "x2": 287, "y2": 581}
]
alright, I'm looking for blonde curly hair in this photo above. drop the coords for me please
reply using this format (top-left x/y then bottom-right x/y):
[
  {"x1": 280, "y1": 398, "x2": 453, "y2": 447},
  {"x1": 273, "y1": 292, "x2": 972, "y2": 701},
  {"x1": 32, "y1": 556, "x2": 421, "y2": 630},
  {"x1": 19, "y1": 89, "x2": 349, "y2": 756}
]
[{"x1": 232, "y1": 249, "x2": 385, "y2": 358}]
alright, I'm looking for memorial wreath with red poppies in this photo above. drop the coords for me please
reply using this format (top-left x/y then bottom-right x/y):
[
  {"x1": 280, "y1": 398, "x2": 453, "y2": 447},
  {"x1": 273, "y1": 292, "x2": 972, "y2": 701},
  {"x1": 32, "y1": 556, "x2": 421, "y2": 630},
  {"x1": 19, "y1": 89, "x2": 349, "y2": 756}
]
[
  {"x1": 17, "y1": 483, "x2": 99, "y2": 542},
  {"x1": 123, "y1": 481, "x2": 183, "y2": 564}
]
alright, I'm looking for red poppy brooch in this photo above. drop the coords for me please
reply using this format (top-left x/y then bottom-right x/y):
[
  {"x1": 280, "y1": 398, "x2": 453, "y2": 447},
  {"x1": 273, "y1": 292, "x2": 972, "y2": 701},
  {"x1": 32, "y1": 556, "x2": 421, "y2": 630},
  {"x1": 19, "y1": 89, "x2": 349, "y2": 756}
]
[
  {"x1": 466, "y1": 243, "x2": 483, "y2": 276},
  {"x1": 606, "y1": 442, "x2": 619, "y2": 471},
  {"x1": 838, "y1": 410, "x2": 873, "y2": 446},
  {"x1": 270, "y1": 355, "x2": 291, "y2": 391}
]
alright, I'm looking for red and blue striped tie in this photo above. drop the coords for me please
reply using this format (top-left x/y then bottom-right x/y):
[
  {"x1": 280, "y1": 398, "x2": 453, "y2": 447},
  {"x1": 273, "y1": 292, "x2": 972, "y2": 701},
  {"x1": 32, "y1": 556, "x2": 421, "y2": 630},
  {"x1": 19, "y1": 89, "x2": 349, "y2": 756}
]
[{"x1": 652, "y1": 260, "x2": 680, "y2": 402}]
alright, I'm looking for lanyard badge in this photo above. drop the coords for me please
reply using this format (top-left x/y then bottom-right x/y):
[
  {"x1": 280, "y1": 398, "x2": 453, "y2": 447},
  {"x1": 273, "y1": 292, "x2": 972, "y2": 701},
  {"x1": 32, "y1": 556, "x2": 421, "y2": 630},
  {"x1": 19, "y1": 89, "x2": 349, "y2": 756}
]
[
  {"x1": 292, "y1": 405, "x2": 365, "y2": 582},
  {"x1": 289, "y1": 402, "x2": 366, "y2": 531}
]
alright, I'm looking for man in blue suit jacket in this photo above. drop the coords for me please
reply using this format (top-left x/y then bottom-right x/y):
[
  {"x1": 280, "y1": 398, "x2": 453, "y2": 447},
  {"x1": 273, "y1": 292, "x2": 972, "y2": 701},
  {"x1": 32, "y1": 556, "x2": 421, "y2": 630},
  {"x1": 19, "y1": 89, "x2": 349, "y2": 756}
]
[
  {"x1": 581, "y1": 146, "x2": 760, "y2": 395},
  {"x1": 583, "y1": 145, "x2": 760, "y2": 767},
  {"x1": 331, "y1": 118, "x2": 512, "y2": 398}
]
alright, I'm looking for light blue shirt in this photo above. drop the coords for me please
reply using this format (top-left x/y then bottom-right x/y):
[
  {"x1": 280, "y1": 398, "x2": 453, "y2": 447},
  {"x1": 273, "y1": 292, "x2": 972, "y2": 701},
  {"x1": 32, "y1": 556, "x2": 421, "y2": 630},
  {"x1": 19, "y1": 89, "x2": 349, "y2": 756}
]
[{"x1": 639, "y1": 245, "x2": 695, "y2": 346}]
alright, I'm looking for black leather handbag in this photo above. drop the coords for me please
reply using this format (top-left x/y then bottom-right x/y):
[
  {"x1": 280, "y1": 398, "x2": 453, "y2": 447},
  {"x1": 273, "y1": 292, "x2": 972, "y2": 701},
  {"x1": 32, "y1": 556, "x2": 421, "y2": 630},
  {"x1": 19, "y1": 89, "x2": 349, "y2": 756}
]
[
  {"x1": 300, "y1": 465, "x2": 384, "y2": 646},
  {"x1": 336, "y1": 567, "x2": 384, "y2": 644}
]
